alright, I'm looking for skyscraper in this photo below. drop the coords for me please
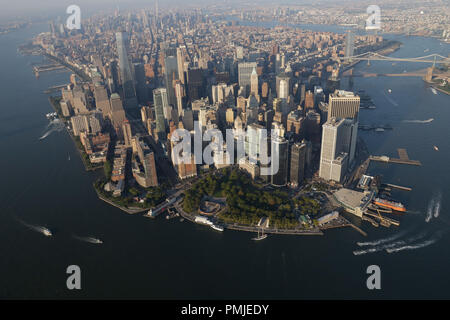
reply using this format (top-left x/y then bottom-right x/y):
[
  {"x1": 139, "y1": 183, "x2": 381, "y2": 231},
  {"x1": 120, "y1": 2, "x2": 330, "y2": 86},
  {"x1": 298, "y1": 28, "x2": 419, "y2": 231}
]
[
  {"x1": 327, "y1": 90, "x2": 360, "y2": 121},
  {"x1": 153, "y1": 88, "x2": 168, "y2": 141},
  {"x1": 271, "y1": 136, "x2": 289, "y2": 187},
  {"x1": 164, "y1": 49, "x2": 179, "y2": 107},
  {"x1": 187, "y1": 68, "x2": 204, "y2": 101},
  {"x1": 238, "y1": 62, "x2": 257, "y2": 97},
  {"x1": 289, "y1": 142, "x2": 307, "y2": 187},
  {"x1": 344, "y1": 30, "x2": 355, "y2": 62},
  {"x1": 250, "y1": 67, "x2": 259, "y2": 96},
  {"x1": 319, "y1": 118, "x2": 350, "y2": 183},
  {"x1": 116, "y1": 32, "x2": 138, "y2": 109}
]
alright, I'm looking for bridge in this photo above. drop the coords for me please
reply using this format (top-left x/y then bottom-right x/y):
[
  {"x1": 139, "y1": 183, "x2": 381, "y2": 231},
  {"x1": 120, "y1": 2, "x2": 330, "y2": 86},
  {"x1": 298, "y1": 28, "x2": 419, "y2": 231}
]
[{"x1": 342, "y1": 52, "x2": 450, "y2": 65}]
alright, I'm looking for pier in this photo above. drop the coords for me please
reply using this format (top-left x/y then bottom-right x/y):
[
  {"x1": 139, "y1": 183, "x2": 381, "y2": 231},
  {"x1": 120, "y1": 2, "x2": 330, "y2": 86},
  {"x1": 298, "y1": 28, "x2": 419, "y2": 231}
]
[
  {"x1": 383, "y1": 183, "x2": 412, "y2": 192},
  {"x1": 369, "y1": 148, "x2": 422, "y2": 166}
]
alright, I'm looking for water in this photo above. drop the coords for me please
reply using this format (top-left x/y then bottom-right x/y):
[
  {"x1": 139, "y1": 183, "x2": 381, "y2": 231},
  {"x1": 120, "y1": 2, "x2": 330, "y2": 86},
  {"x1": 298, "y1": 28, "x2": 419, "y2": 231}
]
[{"x1": 0, "y1": 24, "x2": 449, "y2": 299}]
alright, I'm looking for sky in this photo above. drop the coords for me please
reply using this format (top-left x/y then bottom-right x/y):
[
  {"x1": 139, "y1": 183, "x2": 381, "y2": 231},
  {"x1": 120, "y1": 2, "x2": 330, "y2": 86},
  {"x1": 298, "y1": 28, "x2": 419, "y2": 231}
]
[{"x1": 0, "y1": 0, "x2": 333, "y2": 21}]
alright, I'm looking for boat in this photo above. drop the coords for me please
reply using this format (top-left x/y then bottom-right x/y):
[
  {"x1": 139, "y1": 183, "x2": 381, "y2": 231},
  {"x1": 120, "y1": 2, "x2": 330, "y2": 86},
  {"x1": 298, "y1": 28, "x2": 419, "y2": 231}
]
[
  {"x1": 252, "y1": 228, "x2": 268, "y2": 241},
  {"x1": 373, "y1": 198, "x2": 406, "y2": 212},
  {"x1": 434, "y1": 146, "x2": 439, "y2": 151},
  {"x1": 431, "y1": 88, "x2": 438, "y2": 95},
  {"x1": 41, "y1": 227, "x2": 52, "y2": 237},
  {"x1": 375, "y1": 128, "x2": 385, "y2": 132},
  {"x1": 388, "y1": 89, "x2": 392, "y2": 93},
  {"x1": 211, "y1": 224, "x2": 224, "y2": 232},
  {"x1": 424, "y1": 48, "x2": 429, "y2": 52},
  {"x1": 87, "y1": 237, "x2": 103, "y2": 244}
]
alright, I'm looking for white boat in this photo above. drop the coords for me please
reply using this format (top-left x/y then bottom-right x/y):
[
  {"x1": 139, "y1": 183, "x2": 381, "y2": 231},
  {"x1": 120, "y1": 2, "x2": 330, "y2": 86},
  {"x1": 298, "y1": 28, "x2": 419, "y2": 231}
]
[
  {"x1": 375, "y1": 128, "x2": 385, "y2": 132},
  {"x1": 252, "y1": 228, "x2": 267, "y2": 241},
  {"x1": 211, "y1": 224, "x2": 224, "y2": 232},
  {"x1": 388, "y1": 89, "x2": 392, "y2": 93},
  {"x1": 41, "y1": 227, "x2": 52, "y2": 237},
  {"x1": 434, "y1": 146, "x2": 439, "y2": 151},
  {"x1": 431, "y1": 88, "x2": 438, "y2": 95},
  {"x1": 88, "y1": 238, "x2": 103, "y2": 244}
]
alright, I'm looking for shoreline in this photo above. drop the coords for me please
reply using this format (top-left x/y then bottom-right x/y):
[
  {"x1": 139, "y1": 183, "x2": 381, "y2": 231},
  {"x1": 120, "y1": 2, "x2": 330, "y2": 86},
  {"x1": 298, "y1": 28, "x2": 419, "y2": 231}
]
[{"x1": 47, "y1": 97, "x2": 103, "y2": 172}]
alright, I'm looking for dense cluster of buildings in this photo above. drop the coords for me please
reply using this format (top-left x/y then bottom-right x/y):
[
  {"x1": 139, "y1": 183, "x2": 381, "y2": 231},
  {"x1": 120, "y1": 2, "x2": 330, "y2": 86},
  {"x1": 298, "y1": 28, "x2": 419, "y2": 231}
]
[{"x1": 39, "y1": 6, "x2": 376, "y2": 199}]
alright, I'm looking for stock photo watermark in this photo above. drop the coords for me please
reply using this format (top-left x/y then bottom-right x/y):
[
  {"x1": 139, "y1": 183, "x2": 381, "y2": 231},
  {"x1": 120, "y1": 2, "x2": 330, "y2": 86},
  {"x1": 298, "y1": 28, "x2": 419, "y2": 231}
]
[
  {"x1": 366, "y1": 265, "x2": 381, "y2": 290},
  {"x1": 66, "y1": 5, "x2": 81, "y2": 30},
  {"x1": 366, "y1": 5, "x2": 381, "y2": 30},
  {"x1": 66, "y1": 265, "x2": 81, "y2": 290}
]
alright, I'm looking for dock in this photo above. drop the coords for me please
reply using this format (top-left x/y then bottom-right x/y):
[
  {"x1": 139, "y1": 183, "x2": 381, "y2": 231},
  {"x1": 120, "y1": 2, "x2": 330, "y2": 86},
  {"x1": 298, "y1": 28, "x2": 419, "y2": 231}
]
[
  {"x1": 369, "y1": 148, "x2": 422, "y2": 166},
  {"x1": 383, "y1": 183, "x2": 412, "y2": 192}
]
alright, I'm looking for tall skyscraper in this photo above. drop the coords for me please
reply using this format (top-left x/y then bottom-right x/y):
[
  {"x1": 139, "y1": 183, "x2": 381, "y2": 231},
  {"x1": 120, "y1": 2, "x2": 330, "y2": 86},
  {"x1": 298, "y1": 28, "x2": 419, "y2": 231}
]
[
  {"x1": 187, "y1": 68, "x2": 204, "y2": 101},
  {"x1": 238, "y1": 62, "x2": 257, "y2": 97},
  {"x1": 164, "y1": 49, "x2": 179, "y2": 107},
  {"x1": 271, "y1": 136, "x2": 289, "y2": 187},
  {"x1": 327, "y1": 90, "x2": 360, "y2": 121},
  {"x1": 250, "y1": 67, "x2": 259, "y2": 96},
  {"x1": 344, "y1": 30, "x2": 355, "y2": 62},
  {"x1": 153, "y1": 88, "x2": 168, "y2": 141},
  {"x1": 319, "y1": 118, "x2": 353, "y2": 183},
  {"x1": 134, "y1": 137, "x2": 158, "y2": 188},
  {"x1": 94, "y1": 84, "x2": 111, "y2": 119},
  {"x1": 116, "y1": 32, "x2": 138, "y2": 109},
  {"x1": 276, "y1": 73, "x2": 290, "y2": 99},
  {"x1": 289, "y1": 142, "x2": 307, "y2": 187}
]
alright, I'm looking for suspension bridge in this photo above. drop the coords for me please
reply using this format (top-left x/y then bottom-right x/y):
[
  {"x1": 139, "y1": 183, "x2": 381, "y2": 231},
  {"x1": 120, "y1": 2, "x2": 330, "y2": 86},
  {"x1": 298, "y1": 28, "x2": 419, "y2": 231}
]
[{"x1": 341, "y1": 52, "x2": 450, "y2": 65}]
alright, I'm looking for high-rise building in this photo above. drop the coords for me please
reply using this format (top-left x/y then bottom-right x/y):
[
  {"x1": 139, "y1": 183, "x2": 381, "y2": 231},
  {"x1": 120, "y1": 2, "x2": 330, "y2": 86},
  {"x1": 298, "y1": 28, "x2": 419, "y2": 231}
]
[
  {"x1": 344, "y1": 30, "x2": 355, "y2": 62},
  {"x1": 164, "y1": 50, "x2": 179, "y2": 107},
  {"x1": 176, "y1": 46, "x2": 186, "y2": 84},
  {"x1": 110, "y1": 93, "x2": 127, "y2": 133},
  {"x1": 289, "y1": 142, "x2": 307, "y2": 187},
  {"x1": 327, "y1": 90, "x2": 360, "y2": 121},
  {"x1": 286, "y1": 110, "x2": 304, "y2": 139},
  {"x1": 271, "y1": 135, "x2": 289, "y2": 187},
  {"x1": 174, "y1": 80, "x2": 185, "y2": 118},
  {"x1": 319, "y1": 118, "x2": 351, "y2": 183},
  {"x1": 133, "y1": 63, "x2": 149, "y2": 104},
  {"x1": 250, "y1": 67, "x2": 259, "y2": 96},
  {"x1": 238, "y1": 62, "x2": 257, "y2": 97},
  {"x1": 94, "y1": 85, "x2": 111, "y2": 119},
  {"x1": 122, "y1": 120, "x2": 132, "y2": 147},
  {"x1": 116, "y1": 32, "x2": 138, "y2": 109},
  {"x1": 187, "y1": 68, "x2": 204, "y2": 101},
  {"x1": 133, "y1": 137, "x2": 158, "y2": 188},
  {"x1": 304, "y1": 90, "x2": 314, "y2": 109},
  {"x1": 279, "y1": 79, "x2": 289, "y2": 100},
  {"x1": 276, "y1": 73, "x2": 290, "y2": 99},
  {"x1": 153, "y1": 88, "x2": 168, "y2": 141}
]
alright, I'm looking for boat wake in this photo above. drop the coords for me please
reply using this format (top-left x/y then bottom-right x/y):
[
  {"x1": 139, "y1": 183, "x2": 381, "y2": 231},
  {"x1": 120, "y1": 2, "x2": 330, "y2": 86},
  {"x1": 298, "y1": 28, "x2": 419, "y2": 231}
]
[
  {"x1": 382, "y1": 91, "x2": 399, "y2": 106},
  {"x1": 425, "y1": 191, "x2": 442, "y2": 222},
  {"x1": 386, "y1": 231, "x2": 445, "y2": 254},
  {"x1": 402, "y1": 118, "x2": 434, "y2": 124},
  {"x1": 357, "y1": 229, "x2": 409, "y2": 247},
  {"x1": 16, "y1": 218, "x2": 52, "y2": 237},
  {"x1": 353, "y1": 231, "x2": 429, "y2": 256},
  {"x1": 39, "y1": 119, "x2": 65, "y2": 140},
  {"x1": 73, "y1": 235, "x2": 103, "y2": 244}
]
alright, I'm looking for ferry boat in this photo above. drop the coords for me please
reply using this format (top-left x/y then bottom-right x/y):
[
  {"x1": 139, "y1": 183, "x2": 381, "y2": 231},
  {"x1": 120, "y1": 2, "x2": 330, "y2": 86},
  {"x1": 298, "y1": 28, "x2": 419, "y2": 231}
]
[
  {"x1": 373, "y1": 198, "x2": 406, "y2": 212},
  {"x1": 41, "y1": 227, "x2": 52, "y2": 237},
  {"x1": 211, "y1": 224, "x2": 224, "y2": 232}
]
